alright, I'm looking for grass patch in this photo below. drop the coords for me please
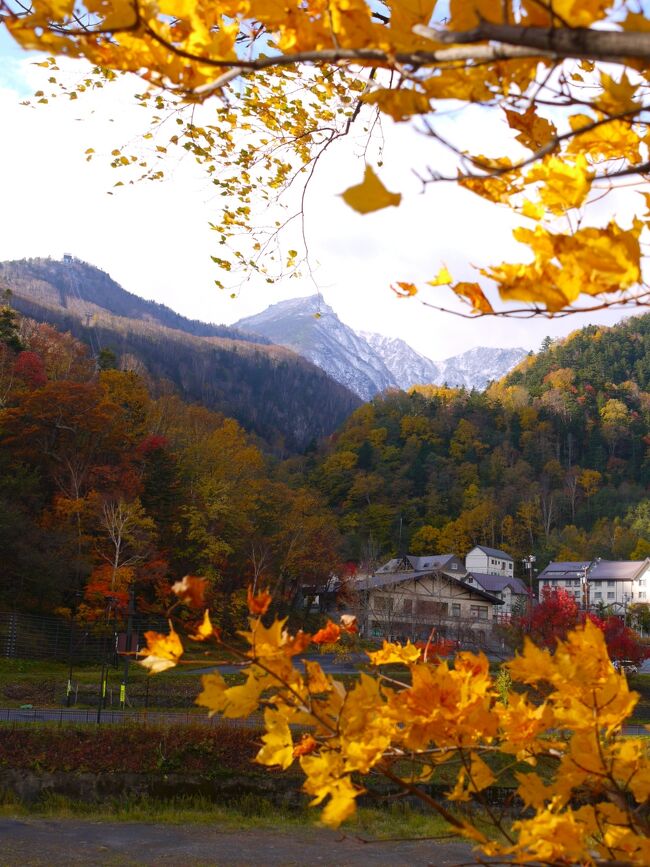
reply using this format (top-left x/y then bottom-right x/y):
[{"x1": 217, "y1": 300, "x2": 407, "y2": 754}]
[
  {"x1": 0, "y1": 657, "x2": 244, "y2": 711},
  {"x1": 0, "y1": 790, "x2": 457, "y2": 839}
]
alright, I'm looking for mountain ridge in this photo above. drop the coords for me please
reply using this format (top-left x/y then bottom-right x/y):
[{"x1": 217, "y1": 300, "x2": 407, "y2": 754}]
[
  {"x1": 0, "y1": 258, "x2": 361, "y2": 451},
  {"x1": 237, "y1": 295, "x2": 528, "y2": 396}
]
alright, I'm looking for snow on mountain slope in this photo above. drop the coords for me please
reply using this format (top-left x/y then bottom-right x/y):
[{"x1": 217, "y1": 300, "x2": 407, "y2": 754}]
[
  {"x1": 236, "y1": 296, "x2": 397, "y2": 401},
  {"x1": 436, "y1": 346, "x2": 529, "y2": 390},
  {"x1": 360, "y1": 332, "x2": 442, "y2": 391},
  {"x1": 237, "y1": 296, "x2": 528, "y2": 398}
]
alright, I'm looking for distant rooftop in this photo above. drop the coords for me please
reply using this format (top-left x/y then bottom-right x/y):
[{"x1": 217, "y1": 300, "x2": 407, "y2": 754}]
[
  {"x1": 467, "y1": 572, "x2": 529, "y2": 595},
  {"x1": 539, "y1": 560, "x2": 649, "y2": 582},
  {"x1": 469, "y1": 545, "x2": 514, "y2": 561}
]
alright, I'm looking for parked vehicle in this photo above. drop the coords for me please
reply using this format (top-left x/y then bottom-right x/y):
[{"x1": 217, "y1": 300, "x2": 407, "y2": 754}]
[{"x1": 613, "y1": 659, "x2": 638, "y2": 675}]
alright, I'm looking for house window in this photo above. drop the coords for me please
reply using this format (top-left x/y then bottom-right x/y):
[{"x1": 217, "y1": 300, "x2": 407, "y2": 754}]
[
  {"x1": 451, "y1": 563, "x2": 458, "y2": 570},
  {"x1": 403, "y1": 599, "x2": 412, "y2": 615},
  {"x1": 417, "y1": 600, "x2": 448, "y2": 617},
  {"x1": 594, "y1": 592, "x2": 602, "y2": 599},
  {"x1": 640, "y1": 592, "x2": 646, "y2": 599},
  {"x1": 607, "y1": 581, "x2": 615, "y2": 587},
  {"x1": 374, "y1": 597, "x2": 393, "y2": 613},
  {"x1": 607, "y1": 592, "x2": 615, "y2": 600},
  {"x1": 452, "y1": 603, "x2": 461, "y2": 618},
  {"x1": 470, "y1": 605, "x2": 488, "y2": 620}
]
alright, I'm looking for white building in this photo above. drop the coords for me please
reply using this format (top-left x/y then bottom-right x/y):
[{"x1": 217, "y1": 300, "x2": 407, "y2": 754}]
[
  {"x1": 536, "y1": 559, "x2": 650, "y2": 613},
  {"x1": 465, "y1": 546, "x2": 514, "y2": 578},
  {"x1": 463, "y1": 573, "x2": 529, "y2": 617},
  {"x1": 352, "y1": 554, "x2": 503, "y2": 643}
]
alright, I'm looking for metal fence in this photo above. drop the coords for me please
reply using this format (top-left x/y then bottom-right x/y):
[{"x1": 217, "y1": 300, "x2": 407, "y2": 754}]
[{"x1": 0, "y1": 610, "x2": 166, "y2": 664}]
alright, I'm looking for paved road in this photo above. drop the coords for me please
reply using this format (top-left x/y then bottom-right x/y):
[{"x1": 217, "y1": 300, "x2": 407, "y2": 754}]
[
  {"x1": 0, "y1": 706, "x2": 260, "y2": 727},
  {"x1": 0, "y1": 819, "x2": 478, "y2": 866}
]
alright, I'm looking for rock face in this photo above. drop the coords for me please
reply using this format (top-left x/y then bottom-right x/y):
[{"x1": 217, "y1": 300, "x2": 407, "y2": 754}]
[
  {"x1": 237, "y1": 296, "x2": 529, "y2": 398},
  {"x1": 360, "y1": 332, "x2": 441, "y2": 391},
  {"x1": 237, "y1": 296, "x2": 396, "y2": 401}
]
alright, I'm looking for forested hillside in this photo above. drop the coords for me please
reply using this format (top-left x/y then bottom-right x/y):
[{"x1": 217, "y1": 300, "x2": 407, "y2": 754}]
[
  {"x1": 0, "y1": 306, "x2": 341, "y2": 616},
  {"x1": 0, "y1": 259, "x2": 361, "y2": 451},
  {"x1": 0, "y1": 258, "x2": 266, "y2": 342},
  {"x1": 304, "y1": 314, "x2": 650, "y2": 569}
]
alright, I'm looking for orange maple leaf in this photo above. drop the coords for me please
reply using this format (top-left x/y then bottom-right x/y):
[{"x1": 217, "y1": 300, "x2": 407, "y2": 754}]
[
  {"x1": 247, "y1": 586, "x2": 272, "y2": 615},
  {"x1": 171, "y1": 575, "x2": 207, "y2": 607},
  {"x1": 285, "y1": 630, "x2": 312, "y2": 655},
  {"x1": 312, "y1": 621, "x2": 341, "y2": 644},
  {"x1": 293, "y1": 734, "x2": 318, "y2": 757}
]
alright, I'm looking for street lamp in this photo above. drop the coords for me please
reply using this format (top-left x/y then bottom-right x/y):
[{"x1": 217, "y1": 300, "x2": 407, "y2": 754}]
[
  {"x1": 522, "y1": 555, "x2": 536, "y2": 622},
  {"x1": 581, "y1": 563, "x2": 590, "y2": 612}
]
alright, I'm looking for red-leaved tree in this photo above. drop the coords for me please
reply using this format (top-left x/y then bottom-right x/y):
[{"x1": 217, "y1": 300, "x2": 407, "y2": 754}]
[{"x1": 509, "y1": 587, "x2": 648, "y2": 665}]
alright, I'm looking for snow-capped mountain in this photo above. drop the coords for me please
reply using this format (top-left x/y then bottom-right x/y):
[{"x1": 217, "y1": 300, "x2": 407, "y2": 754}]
[
  {"x1": 435, "y1": 346, "x2": 529, "y2": 390},
  {"x1": 236, "y1": 296, "x2": 528, "y2": 399},
  {"x1": 236, "y1": 296, "x2": 396, "y2": 401},
  {"x1": 360, "y1": 332, "x2": 441, "y2": 391}
]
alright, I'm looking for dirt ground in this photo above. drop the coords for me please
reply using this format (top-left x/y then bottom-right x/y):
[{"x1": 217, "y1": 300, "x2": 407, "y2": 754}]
[{"x1": 0, "y1": 818, "x2": 478, "y2": 866}]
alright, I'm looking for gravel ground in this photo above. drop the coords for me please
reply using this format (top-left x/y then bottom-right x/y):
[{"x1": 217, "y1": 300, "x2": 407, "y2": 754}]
[{"x1": 0, "y1": 818, "x2": 479, "y2": 866}]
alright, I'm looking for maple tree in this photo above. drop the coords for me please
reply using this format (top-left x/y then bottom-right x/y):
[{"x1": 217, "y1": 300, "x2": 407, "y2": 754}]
[
  {"x1": 508, "y1": 586, "x2": 649, "y2": 667},
  {"x1": 4, "y1": 1, "x2": 650, "y2": 316},
  {"x1": 138, "y1": 587, "x2": 650, "y2": 865}
]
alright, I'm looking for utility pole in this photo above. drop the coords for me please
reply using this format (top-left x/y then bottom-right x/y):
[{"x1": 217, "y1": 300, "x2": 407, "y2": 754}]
[
  {"x1": 120, "y1": 588, "x2": 136, "y2": 709},
  {"x1": 581, "y1": 564, "x2": 590, "y2": 612},
  {"x1": 97, "y1": 597, "x2": 115, "y2": 725},
  {"x1": 522, "y1": 555, "x2": 536, "y2": 624}
]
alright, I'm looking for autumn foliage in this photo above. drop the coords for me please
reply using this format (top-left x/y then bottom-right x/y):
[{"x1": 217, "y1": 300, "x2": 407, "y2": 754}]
[
  {"x1": 0, "y1": 315, "x2": 341, "y2": 620},
  {"x1": 138, "y1": 588, "x2": 650, "y2": 865},
  {"x1": 5, "y1": 2, "x2": 650, "y2": 315},
  {"x1": 510, "y1": 587, "x2": 649, "y2": 667}
]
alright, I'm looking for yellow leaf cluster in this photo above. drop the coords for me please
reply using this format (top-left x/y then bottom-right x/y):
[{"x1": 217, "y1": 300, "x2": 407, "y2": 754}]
[
  {"x1": 137, "y1": 580, "x2": 649, "y2": 862},
  {"x1": 486, "y1": 219, "x2": 642, "y2": 311}
]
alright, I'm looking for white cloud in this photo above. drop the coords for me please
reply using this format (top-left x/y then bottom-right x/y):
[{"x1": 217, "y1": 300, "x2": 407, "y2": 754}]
[{"x1": 0, "y1": 41, "x2": 640, "y2": 361}]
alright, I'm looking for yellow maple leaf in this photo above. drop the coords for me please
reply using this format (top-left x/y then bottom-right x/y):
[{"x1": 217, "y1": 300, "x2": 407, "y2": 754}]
[
  {"x1": 525, "y1": 154, "x2": 592, "y2": 214},
  {"x1": 427, "y1": 266, "x2": 453, "y2": 286},
  {"x1": 516, "y1": 770, "x2": 552, "y2": 810},
  {"x1": 196, "y1": 668, "x2": 268, "y2": 718},
  {"x1": 138, "y1": 620, "x2": 183, "y2": 673},
  {"x1": 448, "y1": 0, "x2": 502, "y2": 29},
  {"x1": 341, "y1": 166, "x2": 401, "y2": 214},
  {"x1": 188, "y1": 609, "x2": 215, "y2": 641},
  {"x1": 195, "y1": 670, "x2": 228, "y2": 716},
  {"x1": 597, "y1": 70, "x2": 641, "y2": 115},
  {"x1": 361, "y1": 87, "x2": 430, "y2": 122},
  {"x1": 304, "y1": 660, "x2": 333, "y2": 694},
  {"x1": 367, "y1": 640, "x2": 420, "y2": 665},
  {"x1": 552, "y1": 0, "x2": 611, "y2": 27},
  {"x1": 256, "y1": 709, "x2": 294, "y2": 770}
]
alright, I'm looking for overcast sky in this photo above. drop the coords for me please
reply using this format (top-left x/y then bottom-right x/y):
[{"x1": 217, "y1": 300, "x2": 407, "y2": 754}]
[{"x1": 0, "y1": 28, "x2": 640, "y2": 360}]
